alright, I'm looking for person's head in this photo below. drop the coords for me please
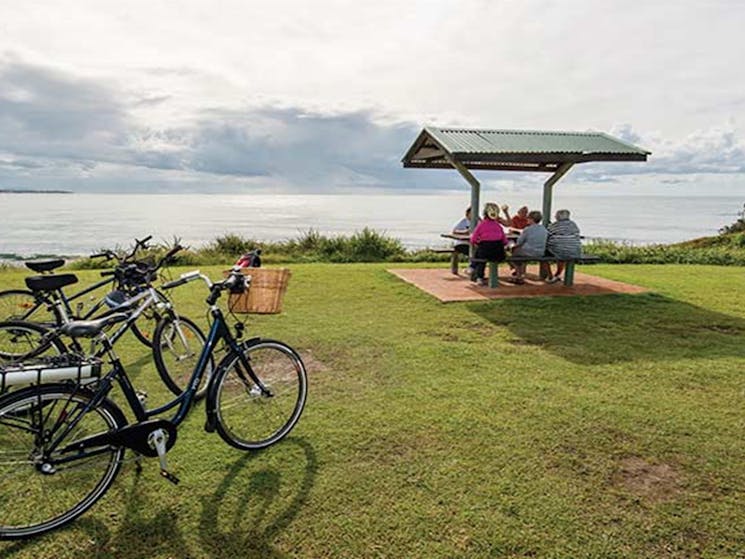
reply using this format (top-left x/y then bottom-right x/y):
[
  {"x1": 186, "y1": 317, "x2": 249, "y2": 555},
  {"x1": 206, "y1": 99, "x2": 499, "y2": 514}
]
[
  {"x1": 528, "y1": 210, "x2": 542, "y2": 224},
  {"x1": 517, "y1": 206, "x2": 529, "y2": 217},
  {"x1": 483, "y1": 203, "x2": 500, "y2": 220},
  {"x1": 555, "y1": 209, "x2": 571, "y2": 221},
  {"x1": 465, "y1": 206, "x2": 472, "y2": 219}
]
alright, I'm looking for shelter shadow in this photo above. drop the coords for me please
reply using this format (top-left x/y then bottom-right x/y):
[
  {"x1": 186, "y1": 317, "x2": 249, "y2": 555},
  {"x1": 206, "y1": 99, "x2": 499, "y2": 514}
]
[{"x1": 469, "y1": 293, "x2": 745, "y2": 365}]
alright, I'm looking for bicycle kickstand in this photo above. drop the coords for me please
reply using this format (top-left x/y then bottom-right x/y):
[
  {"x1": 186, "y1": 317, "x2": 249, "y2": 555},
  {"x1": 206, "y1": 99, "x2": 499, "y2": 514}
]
[{"x1": 147, "y1": 428, "x2": 180, "y2": 485}]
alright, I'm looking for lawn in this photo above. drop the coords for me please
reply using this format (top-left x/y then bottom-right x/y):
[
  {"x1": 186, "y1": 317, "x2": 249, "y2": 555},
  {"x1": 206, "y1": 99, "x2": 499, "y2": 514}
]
[{"x1": 1, "y1": 263, "x2": 744, "y2": 558}]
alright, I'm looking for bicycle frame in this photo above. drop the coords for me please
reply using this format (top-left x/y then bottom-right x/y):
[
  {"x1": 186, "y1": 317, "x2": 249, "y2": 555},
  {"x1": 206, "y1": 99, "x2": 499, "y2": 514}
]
[
  {"x1": 18, "y1": 274, "x2": 116, "y2": 324},
  {"x1": 41, "y1": 285, "x2": 172, "y2": 358},
  {"x1": 49, "y1": 298, "x2": 266, "y2": 462}
]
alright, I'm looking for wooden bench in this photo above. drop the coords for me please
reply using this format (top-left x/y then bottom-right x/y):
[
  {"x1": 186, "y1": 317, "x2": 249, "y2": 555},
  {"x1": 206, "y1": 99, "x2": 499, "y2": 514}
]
[
  {"x1": 431, "y1": 247, "x2": 467, "y2": 275},
  {"x1": 472, "y1": 255, "x2": 601, "y2": 288}
]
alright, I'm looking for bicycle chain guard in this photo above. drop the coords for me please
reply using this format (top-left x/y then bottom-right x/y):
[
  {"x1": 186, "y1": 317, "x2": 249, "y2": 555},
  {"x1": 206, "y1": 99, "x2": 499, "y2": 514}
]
[{"x1": 64, "y1": 419, "x2": 177, "y2": 458}]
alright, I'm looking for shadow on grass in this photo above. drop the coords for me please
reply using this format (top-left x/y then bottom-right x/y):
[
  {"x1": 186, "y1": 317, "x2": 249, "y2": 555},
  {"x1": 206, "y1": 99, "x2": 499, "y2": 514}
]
[
  {"x1": 88, "y1": 469, "x2": 190, "y2": 559},
  {"x1": 197, "y1": 438, "x2": 317, "y2": 558},
  {"x1": 469, "y1": 292, "x2": 745, "y2": 365},
  {"x1": 0, "y1": 518, "x2": 111, "y2": 559}
]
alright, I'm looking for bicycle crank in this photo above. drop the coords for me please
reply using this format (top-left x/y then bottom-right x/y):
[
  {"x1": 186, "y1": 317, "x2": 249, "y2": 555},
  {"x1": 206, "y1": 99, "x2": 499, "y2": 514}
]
[{"x1": 147, "y1": 428, "x2": 180, "y2": 485}]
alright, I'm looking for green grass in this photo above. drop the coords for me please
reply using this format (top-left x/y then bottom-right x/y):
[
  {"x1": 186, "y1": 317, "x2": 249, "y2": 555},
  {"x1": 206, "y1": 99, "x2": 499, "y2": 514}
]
[{"x1": 1, "y1": 263, "x2": 744, "y2": 558}]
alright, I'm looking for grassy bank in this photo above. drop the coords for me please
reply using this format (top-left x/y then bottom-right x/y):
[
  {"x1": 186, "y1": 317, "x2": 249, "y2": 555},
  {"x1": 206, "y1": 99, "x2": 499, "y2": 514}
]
[
  {"x1": 59, "y1": 229, "x2": 745, "y2": 270},
  {"x1": 1, "y1": 262, "x2": 743, "y2": 558}
]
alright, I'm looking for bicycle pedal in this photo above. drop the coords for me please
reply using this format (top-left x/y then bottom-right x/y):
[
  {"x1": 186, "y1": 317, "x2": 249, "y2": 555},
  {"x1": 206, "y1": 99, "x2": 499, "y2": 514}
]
[{"x1": 160, "y1": 469, "x2": 180, "y2": 485}]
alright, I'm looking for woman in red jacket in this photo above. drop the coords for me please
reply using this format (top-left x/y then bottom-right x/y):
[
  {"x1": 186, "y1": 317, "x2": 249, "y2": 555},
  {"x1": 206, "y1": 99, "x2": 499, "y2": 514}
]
[{"x1": 469, "y1": 202, "x2": 507, "y2": 285}]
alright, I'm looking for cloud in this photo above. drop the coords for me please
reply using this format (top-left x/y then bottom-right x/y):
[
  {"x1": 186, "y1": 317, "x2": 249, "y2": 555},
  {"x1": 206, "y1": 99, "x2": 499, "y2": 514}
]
[
  {"x1": 0, "y1": 61, "x2": 129, "y2": 162},
  {"x1": 572, "y1": 123, "x2": 745, "y2": 183},
  {"x1": 1, "y1": 59, "x2": 745, "y2": 193}
]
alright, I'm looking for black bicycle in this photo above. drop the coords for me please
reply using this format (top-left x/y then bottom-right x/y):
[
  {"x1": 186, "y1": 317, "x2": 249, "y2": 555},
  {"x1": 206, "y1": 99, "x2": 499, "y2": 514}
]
[{"x1": 0, "y1": 268, "x2": 307, "y2": 539}]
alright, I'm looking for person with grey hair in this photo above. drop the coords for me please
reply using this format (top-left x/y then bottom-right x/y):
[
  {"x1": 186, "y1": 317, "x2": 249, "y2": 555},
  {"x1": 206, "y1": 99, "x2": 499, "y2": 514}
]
[
  {"x1": 506, "y1": 210, "x2": 547, "y2": 284},
  {"x1": 545, "y1": 209, "x2": 582, "y2": 283}
]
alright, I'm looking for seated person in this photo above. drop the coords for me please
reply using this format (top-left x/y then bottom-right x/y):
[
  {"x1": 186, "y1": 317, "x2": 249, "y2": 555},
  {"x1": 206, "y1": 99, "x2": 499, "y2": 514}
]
[
  {"x1": 451, "y1": 206, "x2": 473, "y2": 257},
  {"x1": 500, "y1": 205, "x2": 530, "y2": 230},
  {"x1": 546, "y1": 209, "x2": 582, "y2": 283},
  {"x1": 470, "y1": 203, "x2": 507, "y2": 286},
  {"x1": 507, "y1": 211, "x2": 547, "y2": 284}
]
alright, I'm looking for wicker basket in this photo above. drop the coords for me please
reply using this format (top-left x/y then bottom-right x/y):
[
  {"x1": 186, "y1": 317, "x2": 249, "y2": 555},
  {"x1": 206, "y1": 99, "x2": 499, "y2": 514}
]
[{"x1": 228, "y1": 267, "x2": 291, "y2": 314}]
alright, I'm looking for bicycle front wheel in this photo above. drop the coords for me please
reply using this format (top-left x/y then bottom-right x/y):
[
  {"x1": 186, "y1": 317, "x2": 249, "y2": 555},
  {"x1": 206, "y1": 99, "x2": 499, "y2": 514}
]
[
  {"x1": 153, "y1": 315, "x2": 212, "y2": 399},
  {"x1": 208, "y1": 339, "x2": 307, "y2": 451},
  {"x1": 0, "y1": 384, "x2": 126, "y2": 539},
  {"x1": 0, "y1": 320, "x2": 67, "y2": 365}
]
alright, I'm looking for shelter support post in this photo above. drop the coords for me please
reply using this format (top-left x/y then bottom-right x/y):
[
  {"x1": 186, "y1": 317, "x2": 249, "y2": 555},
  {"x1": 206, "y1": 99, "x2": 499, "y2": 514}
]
[
  {"x1": 541, "y1": 162, "x2": 574, "y2": 279},
  {"x1": 446, "y1": 156, "x2": 481, "y2": 260},
  {"x1": 541, "y1": 162, "x2": 574, "y2": 227}
]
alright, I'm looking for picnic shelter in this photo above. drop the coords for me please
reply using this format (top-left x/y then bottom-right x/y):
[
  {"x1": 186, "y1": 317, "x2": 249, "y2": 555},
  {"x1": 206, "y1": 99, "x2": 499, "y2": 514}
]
[{"x1": 402, "y1": 127, "x2": 650, "y2": 235}]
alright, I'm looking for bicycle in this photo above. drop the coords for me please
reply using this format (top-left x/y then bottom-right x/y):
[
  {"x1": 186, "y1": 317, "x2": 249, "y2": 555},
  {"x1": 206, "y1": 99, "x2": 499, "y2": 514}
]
[
  {"x1": 0, "y1": 236, "x2": 168, "y2": 347},
  {"x1": 0, "y1": 268, "x2": 307, "y2": 539},
  {"x1": 0, "y1": 241, "x2": 187, "y2": 362},
  {"x1": 0, "y1": 275, "x2": 212, "y2": 399}
]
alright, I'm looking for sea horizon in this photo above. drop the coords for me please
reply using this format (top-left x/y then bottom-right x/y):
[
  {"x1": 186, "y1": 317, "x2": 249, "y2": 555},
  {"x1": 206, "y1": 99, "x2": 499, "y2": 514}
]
[{"x1": 1, "y1": 191, "x2": 740, "y2": 260}]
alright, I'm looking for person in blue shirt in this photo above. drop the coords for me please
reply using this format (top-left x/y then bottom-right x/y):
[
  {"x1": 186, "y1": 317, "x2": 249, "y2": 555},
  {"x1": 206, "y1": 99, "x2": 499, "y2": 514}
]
[{"x1": 507, "y1": 210, "x2": 548, "y2": 284}]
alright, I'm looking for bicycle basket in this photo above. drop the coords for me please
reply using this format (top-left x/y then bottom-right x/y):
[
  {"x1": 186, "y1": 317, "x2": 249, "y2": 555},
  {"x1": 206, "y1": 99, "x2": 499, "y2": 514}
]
[
  {"x1": 226, "y1": 267, "x2": 291, "y2": 314},
  {"x1": 0, "y1": 355, "x2": 102, "y2": 393}
]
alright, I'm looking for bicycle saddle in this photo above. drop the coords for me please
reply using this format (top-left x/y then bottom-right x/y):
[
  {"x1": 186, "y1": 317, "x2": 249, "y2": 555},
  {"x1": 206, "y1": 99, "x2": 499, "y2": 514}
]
[
  {"x1": 24, "y1": 258, "x2": 65, "y2": 273},
  {"x1": 60, "y1": 313, "x2": 129, "y2": 338},
  {"x1": 25, "y1": 274, "x2": 78, "y2": 292}
]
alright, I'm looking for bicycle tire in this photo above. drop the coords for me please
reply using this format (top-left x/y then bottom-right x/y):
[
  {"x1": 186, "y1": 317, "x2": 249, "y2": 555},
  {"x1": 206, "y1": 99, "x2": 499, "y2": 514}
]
[
  {"x1": 0, "y1": 320, "x2": 67, "y2": 365},
  {"x1": 0, "y1": 384, "x2": 126, "y2": 539},
  {"x1": 207, "y1": 339, "x2": 307, "y2": 451},
  {"x1": 129, "y1": 289, "x2": 170, "y2": 348},
  {"x1": 153, "y1": 315, "x2": 212, "y2": 399},
  {"x1": 0, "y1": 290, "x2": 44, "y2": 322},
  {"x1": 130, "y1": 309, "x2": 160, "y2": 348}
]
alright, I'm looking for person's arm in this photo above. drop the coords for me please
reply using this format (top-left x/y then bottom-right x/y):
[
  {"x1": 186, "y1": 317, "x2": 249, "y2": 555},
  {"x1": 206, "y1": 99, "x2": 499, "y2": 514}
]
[{"x1": 514, "y1": 229, "x2": 527, "y2": 248}]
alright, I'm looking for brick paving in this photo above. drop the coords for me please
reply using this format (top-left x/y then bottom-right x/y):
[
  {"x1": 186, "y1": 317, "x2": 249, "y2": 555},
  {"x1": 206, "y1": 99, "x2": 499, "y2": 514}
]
[{"x1": 388, "y1": 266, "x2": 648, "y2": 302}]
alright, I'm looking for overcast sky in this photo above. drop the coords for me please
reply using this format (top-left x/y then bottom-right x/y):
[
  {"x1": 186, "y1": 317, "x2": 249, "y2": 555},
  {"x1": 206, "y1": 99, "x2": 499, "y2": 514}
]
[{"x1": 1, "y1": 0, "x2": 744, "y2": 195}]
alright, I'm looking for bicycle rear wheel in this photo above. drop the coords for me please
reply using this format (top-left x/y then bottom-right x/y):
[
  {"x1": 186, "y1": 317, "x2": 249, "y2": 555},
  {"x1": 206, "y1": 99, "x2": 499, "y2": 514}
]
[
  {"x1": 0, "y1": 384, "x2": 126, "y2": 539},
  {"x1": 0, "y1": 290, "x2": 42, "y2": 322},
  {"x1": 0, "y1": 320, "x2": 67, "y2": 365},
  {"x1": 153, "y1": 315, "x2": 212, "y2": 399},
  {"x1": 208, "y1": 339, "x2": 307, "y2": 450}
]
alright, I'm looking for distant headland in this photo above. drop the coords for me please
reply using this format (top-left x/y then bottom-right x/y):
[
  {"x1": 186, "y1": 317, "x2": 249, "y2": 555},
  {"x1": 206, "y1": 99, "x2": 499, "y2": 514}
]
[{"x1": 0, "y1": 188, "x2": 72, "y2": 194}]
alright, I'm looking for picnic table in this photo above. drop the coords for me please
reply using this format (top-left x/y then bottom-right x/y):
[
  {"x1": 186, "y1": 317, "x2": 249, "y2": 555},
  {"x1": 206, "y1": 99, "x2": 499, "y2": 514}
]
[{"x1": 438, "y1": 232, "x2": 598, "y2": 288}]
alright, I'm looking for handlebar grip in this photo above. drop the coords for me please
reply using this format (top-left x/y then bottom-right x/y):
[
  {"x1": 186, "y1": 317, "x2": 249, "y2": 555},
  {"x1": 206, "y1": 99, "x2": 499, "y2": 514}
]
[
  {"x1": 137, "y1": 235, "x2": 153, "y2": 246},
  {"x1": 100, "y1": 270, "x2": 116, "y2": 277},
  {"x1": 162, "y1": 278, "x2": 187, "y2": 290},
  {"x1": 90, "y1": 252, "x2": 110, "y2": 259}
]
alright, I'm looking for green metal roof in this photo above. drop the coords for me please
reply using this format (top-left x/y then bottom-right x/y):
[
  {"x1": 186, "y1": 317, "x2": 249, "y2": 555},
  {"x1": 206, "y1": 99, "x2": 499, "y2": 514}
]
[{"x1": 402, "y1": 127, "x2": 650, "y2": 172}]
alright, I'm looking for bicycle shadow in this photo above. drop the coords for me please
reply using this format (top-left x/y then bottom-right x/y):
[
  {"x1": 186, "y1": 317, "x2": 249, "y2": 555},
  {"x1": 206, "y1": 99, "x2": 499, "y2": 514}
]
[
  {"x1": 468, "y1": 292, "x2": 745, "y2": 365},
  {"x1": 197, "y1": 438, "x2": 318, "y2": 559},
  {"x1": 85, "y1": 469, "x2": 191, "y2": 559}
]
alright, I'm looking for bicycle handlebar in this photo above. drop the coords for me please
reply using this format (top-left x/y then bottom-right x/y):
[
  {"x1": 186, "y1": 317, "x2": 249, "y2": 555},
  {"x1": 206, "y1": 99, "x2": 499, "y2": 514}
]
[{"x1": 161, "y1": 269, "x2": 248, "y2": 305}]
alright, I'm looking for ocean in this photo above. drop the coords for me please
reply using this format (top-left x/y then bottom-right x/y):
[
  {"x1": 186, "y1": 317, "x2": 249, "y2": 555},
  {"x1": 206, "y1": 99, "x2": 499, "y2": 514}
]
[{"x1": 0, "y1": 192, "x2": 740, "y2": 259}]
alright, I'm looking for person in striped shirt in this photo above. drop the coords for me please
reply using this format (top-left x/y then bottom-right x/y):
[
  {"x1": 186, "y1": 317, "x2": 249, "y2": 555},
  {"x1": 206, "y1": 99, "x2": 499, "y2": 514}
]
[{"x1": 546, "y1": 209, "x2": 582, "y2": 283}]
